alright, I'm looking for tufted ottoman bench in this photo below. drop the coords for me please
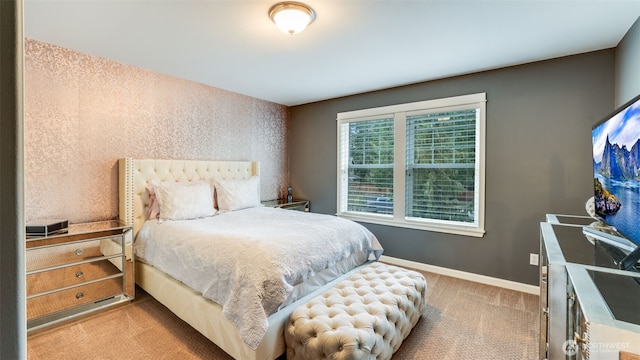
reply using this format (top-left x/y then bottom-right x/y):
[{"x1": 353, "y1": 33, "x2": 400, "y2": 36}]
[{"x1": 285, "y1": 262, "x2": 427, "y2": 360}]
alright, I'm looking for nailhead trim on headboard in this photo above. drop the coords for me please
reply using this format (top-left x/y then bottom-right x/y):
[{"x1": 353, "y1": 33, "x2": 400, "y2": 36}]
[{"x1": 118, "y1": 157, "x2": 135, "y2": 227}]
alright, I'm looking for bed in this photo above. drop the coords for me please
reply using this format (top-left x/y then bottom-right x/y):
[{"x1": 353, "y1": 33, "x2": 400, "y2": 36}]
[{"x1": 117, "y1": 158, "x2": 383, "y2": 360}]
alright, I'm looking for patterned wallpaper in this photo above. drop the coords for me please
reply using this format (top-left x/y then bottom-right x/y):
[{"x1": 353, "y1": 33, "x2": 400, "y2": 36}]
[{"x1": 24, "y1": 39, "x2": 289, "y2": 224}]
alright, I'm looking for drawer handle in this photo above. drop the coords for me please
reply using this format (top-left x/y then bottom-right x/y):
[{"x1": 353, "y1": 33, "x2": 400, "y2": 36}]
[
  {"x1": 75, "y1": 248, "x2": 84, "y2": 256},
  {"x1": 75, "y1": 271, "x2": 84, "y2": 278},
  {"x1": 75, "y1": 292, "x2": 84, "y2": 300}
]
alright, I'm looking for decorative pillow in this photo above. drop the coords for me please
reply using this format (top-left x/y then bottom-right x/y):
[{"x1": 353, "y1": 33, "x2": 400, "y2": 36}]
[
  {"x1": 152, "y1": 180, "x2": 217, "y2": 221},
  {"x1": 146, "y1": 186, "x2": 161, "y2": 220},
  {"x1": 213, "y1": 176, "x2": 261, "y2": 212}
]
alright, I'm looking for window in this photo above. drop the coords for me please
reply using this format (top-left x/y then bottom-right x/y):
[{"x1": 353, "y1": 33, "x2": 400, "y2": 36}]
[{"x1": 337, "y1": 93, "x2": 486, "y2": 237}]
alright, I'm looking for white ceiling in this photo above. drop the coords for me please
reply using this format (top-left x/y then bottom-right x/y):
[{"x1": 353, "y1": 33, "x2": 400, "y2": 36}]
[{"x1": 24, "y1": 0, "x2": 640, "y2": 106}]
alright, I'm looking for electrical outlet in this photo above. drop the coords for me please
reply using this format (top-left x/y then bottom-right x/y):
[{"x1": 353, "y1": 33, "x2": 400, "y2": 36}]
[{"x1": 530, "y1": 253, "x2": 539, "y2": 266}]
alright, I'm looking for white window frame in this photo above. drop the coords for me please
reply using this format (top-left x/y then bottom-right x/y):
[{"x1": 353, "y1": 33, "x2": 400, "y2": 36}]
[{"x1": 336, "y1": 93, "x2": 486, "y2": 237}]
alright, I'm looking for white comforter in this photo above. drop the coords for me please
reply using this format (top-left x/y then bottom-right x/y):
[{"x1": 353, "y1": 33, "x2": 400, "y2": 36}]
[{"x1": 135, "y1": 206, "x2": 383, "y2": 350}]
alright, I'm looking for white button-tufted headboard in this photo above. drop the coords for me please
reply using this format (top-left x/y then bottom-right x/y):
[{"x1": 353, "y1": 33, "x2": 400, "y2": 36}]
[{"x1": 118, "y1": 158, "x2": 259, "y2": 238}]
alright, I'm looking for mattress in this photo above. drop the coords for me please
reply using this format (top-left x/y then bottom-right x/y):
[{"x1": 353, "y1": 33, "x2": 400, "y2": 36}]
[{"x1": 135, "y1": 206, "x2": 383, "y2": 349}]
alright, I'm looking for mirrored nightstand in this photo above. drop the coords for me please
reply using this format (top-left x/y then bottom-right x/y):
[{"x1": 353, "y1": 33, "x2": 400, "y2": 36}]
[
  {"x1": 262, "y1": 199, "x2": 310, "y2": 212},
  {"x1": 26, "y1": 220, "x2": 134, "y2": 331}
]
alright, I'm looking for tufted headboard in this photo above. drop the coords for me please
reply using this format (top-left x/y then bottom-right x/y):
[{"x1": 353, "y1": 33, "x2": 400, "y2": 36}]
[{"x1": 118, "y1": 158, "x2": 259, "y2": 238}]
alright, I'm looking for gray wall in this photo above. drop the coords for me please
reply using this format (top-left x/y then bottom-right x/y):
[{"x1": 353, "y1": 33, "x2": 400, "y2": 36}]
[
  {"x1": 289, "y1": 50, "x2": 616, "y2": 285},
  {"x1": 0, "y1": 0, "x2": 25, "y2": 359},
  {"x1": 615, "y1": 16, "x2": 640, "y2": 106}
]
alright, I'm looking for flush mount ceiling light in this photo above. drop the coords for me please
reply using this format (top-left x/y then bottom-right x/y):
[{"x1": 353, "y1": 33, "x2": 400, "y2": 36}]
[{"x1": 269, "y1": 2, "x2": 316, "y2": 35}]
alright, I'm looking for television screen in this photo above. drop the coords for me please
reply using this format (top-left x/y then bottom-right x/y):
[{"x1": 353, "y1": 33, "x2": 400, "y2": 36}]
[{"x1": 592, "y1": 94, "x2": 640, "y2": 248}]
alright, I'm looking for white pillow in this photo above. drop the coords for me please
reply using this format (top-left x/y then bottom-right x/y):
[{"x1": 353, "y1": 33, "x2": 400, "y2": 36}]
[
  {"x1": 213, "y1": 176, "x2": 261, "y2": 212},
  {"x1": 152, "y1": 181, "x2": 217, "y2": 221}
]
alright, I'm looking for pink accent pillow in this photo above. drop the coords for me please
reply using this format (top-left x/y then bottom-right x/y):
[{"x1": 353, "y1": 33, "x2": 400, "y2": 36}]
[{"x1": 146, "y1": 186, "x2": 160, "y2": 220}]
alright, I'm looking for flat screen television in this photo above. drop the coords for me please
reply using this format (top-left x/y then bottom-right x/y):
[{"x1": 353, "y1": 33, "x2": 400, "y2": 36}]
[{"x1": 589, "y1": 94, "x2": 640, "y2": 270}]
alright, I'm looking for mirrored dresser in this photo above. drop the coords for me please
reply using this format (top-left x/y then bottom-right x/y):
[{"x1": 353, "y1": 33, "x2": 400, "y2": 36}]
[
  {"x1": 26, "y1": 220, "x2": 134, "y2": 331},
  {"x1": 540, "y1": 214, "x2": 640, "y2": 359}
]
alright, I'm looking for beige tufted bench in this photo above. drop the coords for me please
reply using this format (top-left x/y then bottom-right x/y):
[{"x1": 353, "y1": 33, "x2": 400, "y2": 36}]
[{"x1": 285, "y1": 262, "x2": 427, "y2": 360}]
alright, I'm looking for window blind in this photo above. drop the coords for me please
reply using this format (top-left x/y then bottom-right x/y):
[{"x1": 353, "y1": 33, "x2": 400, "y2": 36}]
[
  {"x1": 337, "y1": 92, "x2": 485, "y2": 237},
  {"x1": 406, "y1": 109, "x2": 478, "y2": 223},
  {"x1": 341, "y1": 117, "x2": 395, "y2": 214}
]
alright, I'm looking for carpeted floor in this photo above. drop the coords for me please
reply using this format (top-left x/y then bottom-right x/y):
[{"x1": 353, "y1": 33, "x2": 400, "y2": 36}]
[{"x1": 27, "y1": 268, "x2": 539, "y2": 359}]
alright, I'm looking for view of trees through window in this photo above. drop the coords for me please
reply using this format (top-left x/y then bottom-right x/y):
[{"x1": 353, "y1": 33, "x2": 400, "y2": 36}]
[
  {"x1": 346, "y1": 109, "x2": 477, "y2": 223},
  {"x1": 347, "y1": 118, "x2": 395, "y2": 214},
  {"x1": 338, "y1": 93, "x2": 485, "y2": 235},
  {"x1": 406, "y1": 109, "x2": 477, "y2": 223}
]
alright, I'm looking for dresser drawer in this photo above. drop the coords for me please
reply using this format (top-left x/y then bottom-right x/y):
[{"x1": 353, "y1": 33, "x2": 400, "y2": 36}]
[
  {"x1": 27, "y1": 258, "x2": 123, "y2": 296},
  {"x1": 27, "y1": 277, "x2": 123, "y2": 320},
  {"x1": 26, "y1": 237, "x2": 121, "y2": 271}
]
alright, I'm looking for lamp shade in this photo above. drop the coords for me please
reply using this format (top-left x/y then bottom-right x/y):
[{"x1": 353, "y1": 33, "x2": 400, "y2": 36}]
[{"x1": 269, "y1": 2, "x2": 316, "y2": 35}]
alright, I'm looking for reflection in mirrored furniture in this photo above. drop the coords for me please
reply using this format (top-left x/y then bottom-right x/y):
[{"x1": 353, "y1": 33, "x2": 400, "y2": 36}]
[
  {"x1": 566, "y1": 264, "x2": 640, "y2": 359},
  {"x1": 26, "y1": 220, "x2": 133, "y2": 331},
  {"x1": 540, "y1": 215, "x2": 640, "y2": 359}
]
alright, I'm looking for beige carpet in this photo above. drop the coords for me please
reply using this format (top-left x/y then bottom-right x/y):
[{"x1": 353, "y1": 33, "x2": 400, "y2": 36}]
[{"x1": 27, "y1": 269, "x2": 539, "y2": 359}]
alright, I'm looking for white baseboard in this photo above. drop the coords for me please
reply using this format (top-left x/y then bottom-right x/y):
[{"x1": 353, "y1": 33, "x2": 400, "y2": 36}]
[{"x1": 380, "y1": 255, "x2": 540, "y2": 295}]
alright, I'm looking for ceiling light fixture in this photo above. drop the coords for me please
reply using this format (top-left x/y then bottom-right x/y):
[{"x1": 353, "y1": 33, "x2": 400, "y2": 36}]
[{"x1": 269, "y1": 2, "x2": 316, "y2": 35}]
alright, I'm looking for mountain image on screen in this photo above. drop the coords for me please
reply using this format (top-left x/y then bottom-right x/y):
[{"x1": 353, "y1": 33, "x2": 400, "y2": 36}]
[
  {"x1": 599, "y1": 135, "x2": 640, "y2": 180},
  {"x1": 594, "y1": 136, "x2": 640, "y2": 215},
  {"x1": 595, "y1": 135, "x2": 640, "y2": 216},
  {"x1": 591, "y1": 94, "x2": 640, "y2": 247}
]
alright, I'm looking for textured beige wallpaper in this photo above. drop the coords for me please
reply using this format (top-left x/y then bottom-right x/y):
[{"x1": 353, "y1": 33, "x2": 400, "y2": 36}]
[{"x1": 24, "y1": 39, "x2": 289, "y2": 224}]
